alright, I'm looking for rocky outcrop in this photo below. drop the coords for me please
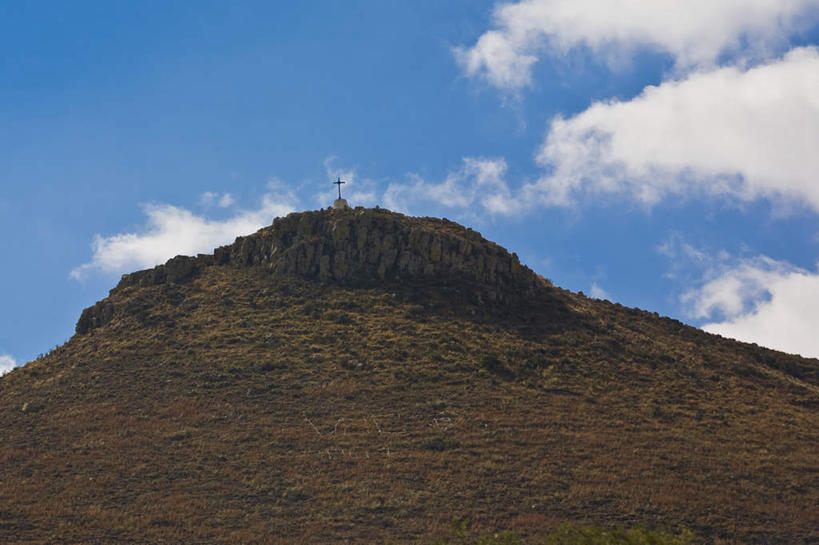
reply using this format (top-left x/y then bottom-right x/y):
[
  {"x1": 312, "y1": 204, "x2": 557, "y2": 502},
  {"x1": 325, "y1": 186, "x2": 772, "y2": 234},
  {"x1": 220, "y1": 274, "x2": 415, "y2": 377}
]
[
  {"x1": 116, "y1": 254, "x2": 210, "y2": 289},
  {"x1": 75, "y1": 300, "x2": 115, "y2": 335},
  {"x1": 217, "y1": 208, "x2": 540, "y2": 296},
  {"x1": 78, "y1": 207, "x2": 546, "y2": 334}
]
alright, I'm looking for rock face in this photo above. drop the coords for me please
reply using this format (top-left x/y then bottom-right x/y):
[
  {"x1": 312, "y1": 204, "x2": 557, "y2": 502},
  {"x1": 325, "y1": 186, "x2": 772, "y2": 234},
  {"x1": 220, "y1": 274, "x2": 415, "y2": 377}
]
[
  {"x1": 77, "y1": 207, "x2": 545, "y2": 334},
  {"x1": 75, "y1": 300, "x2": 114, "y2": 336}
]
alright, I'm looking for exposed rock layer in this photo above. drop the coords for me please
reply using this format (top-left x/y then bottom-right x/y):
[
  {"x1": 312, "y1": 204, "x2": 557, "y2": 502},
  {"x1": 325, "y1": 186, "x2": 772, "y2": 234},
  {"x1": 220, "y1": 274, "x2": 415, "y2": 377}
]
[{"x1": 76, "y1": 208, "x2": 545, "y2": 334}]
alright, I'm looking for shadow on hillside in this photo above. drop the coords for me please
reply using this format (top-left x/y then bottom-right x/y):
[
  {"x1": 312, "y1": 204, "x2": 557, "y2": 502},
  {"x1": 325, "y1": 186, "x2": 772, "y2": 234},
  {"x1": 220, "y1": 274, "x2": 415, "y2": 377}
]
[{"x1": 354, "y1": 278, "x2": 586, "y2": 341}]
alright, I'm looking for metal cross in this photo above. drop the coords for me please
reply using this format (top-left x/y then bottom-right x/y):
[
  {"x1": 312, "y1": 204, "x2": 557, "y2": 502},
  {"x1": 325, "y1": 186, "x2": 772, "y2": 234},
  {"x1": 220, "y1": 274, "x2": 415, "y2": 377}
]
[{"x1": 333, "y1": 177, "x2": 346, "y2": 199}]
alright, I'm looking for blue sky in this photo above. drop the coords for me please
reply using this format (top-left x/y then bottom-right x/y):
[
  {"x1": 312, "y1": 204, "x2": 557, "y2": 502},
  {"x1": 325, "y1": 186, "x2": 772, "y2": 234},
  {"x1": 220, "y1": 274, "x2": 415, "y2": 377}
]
[{"x1": 2, "y1": 0, "x2": 819, "y2": 371}]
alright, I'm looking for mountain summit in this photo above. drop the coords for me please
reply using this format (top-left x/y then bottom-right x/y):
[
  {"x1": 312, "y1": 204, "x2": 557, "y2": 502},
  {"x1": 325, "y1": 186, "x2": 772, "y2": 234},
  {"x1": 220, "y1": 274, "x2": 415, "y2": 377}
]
[
  {"x1": 2, "y1": 208, "x2": 817, "y2": 544},
  {"x1": 77, "y1": 207, "x2": 542, "y2": 336}
]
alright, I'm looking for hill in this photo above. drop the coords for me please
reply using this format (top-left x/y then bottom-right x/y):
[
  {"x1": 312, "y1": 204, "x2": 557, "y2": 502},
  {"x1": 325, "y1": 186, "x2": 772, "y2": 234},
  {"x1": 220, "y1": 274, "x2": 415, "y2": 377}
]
[{"x1": 1, "y1": 207, "x2": 817, "y2": 544}]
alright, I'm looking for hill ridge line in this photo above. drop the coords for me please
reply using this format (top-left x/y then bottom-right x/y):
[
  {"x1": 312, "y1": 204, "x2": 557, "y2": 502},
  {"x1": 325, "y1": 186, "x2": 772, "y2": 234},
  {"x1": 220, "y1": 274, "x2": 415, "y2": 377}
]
[{"x1": 76, "y1": 207, "x2": 546, "y2": 335}]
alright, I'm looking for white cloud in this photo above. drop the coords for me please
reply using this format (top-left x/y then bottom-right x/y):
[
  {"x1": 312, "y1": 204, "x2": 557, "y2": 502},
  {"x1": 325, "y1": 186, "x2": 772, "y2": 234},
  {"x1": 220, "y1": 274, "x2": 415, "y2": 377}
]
[
  {"x1": 456, "y1": 0, "x2": 819, "y2": 90},
  {"x1": 657, "y1": 234, "x2": 709, "y2": 268},
  {"x1": 384, "y1": 157, "x2": 520, "y2": 215},
  {"x1": 217, "y1": 193, "x2": 235, "y2": 208},
  {"x1": 0, "y1": 354, "x2": 17, "y2": 376},
  {"x1": 589, "y1": 282, "x2": 609, "y2": 300},
  {"x1": 682, "y1": 256, "x2": 796, "y2": 319},
  {"x1": 323, "y1": 156, "x2": 357, "y2": 190},
  {"x1": 317, "y1": 158, "x2": 378, "y2": 208},
  {"x1": 71, "y1": 194, "x2": 296, "y2": 279},
  {"x1": 681, "y1": 256, "x2": 819, "y2": 358},
  {"x1": 199, "y1": 191, "x2": 235, "y2": 208},
  {"x1": 523, "y1": 47, "x2": 819, "y2": 211},
  {"x1": 199, "y1": 191, "x2": 218, "y2": 206}
]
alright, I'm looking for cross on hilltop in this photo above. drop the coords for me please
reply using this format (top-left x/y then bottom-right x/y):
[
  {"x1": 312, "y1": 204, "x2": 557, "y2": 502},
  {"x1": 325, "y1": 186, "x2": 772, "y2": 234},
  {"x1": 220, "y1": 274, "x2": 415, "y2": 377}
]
[
  {"x1": 331, "y1": 177, "x2": 350, "y2": 210},
  {"x1": 333, "y1": 177, "x2": 346, "y2": 200}
]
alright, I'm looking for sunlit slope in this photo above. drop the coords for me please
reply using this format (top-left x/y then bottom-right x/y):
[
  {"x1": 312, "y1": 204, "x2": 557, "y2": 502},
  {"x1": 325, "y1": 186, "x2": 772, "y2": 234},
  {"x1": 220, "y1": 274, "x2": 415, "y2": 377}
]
[{"x1": 1, "y1": 208, "x2": 817, "y2": 544}]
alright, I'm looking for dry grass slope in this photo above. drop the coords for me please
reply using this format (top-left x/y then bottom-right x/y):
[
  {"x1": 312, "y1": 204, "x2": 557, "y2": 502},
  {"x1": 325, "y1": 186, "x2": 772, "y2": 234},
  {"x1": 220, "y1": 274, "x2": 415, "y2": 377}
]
[{"x1": 1, "y1": 208, "x2": 817, "y2": 544}]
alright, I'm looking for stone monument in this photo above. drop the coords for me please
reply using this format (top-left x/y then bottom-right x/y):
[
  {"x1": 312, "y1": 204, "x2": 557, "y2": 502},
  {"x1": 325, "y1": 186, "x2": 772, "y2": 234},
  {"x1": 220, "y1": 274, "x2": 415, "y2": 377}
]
[{"x1": 333, "y1": 177, "x2": 349, "y2": 210}]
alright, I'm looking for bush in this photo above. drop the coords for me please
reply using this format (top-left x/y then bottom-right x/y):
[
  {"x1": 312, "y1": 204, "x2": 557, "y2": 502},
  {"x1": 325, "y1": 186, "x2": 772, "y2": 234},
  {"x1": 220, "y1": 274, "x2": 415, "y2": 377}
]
[
  {"x1": 479, "y1": 354, "x2": 515, "y2": 379},
  {"x1": 428, "y1": 523, "x2": 693, "y2": 545},
  {"x1": 541, "y1": 524, "x2": 694, "y2": 545},
  {"x1": 480, "y1": 354, "x2": 503, "y2": 372},
  {"x1": 324, "y1": 309, "x2": 353, "y2": 324}
]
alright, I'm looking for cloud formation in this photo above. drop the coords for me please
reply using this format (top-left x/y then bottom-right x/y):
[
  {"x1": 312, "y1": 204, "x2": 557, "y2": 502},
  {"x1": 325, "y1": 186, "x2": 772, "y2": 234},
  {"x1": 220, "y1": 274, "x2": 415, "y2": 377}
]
[
  {"x1": 200, "y1": 191, "x2": 235, "y2": 208},
  {"x1": 523, "y1": 47, "x2": 819, "y2": 211},
  {"x1": 457, "y1": 1, "x2": 819, "y2": 360},
  {"x1": 589, "y1": 283, "x2": 609, "y2": 300},
  {"x1": 456, "y1": 0, "x2": 819, "y2": 90},
  {"x1": 0, "y1": 354, "x2": 16, "y2": 375},
  {"x1": 383, "y1": 157, "x2": 519, "y2": 215},
  {"x1": 316, "y1": 158, "x2": 379, "y2": 208},
  {"x1": 681, "y1": 256, "x2": 819, "y2": 358},
  {"x1": 71, "y1": 194, "x2": 296, "y2": 279}
]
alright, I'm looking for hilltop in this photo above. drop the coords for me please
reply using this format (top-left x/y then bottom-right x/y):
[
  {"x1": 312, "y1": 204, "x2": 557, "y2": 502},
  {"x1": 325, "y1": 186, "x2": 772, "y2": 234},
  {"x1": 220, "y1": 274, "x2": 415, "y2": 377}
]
[{"x1": 1, "y1": 207, "x2": 817, "y2": 544}]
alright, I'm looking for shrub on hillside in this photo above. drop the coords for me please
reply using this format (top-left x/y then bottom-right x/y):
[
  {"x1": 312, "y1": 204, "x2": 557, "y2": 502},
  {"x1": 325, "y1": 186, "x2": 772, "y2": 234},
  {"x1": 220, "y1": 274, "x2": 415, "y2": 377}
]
[
  {"x1": 541, "y1": 525, "x2": 694, "y2": 545},
  {"x1": 428, "y1": 523, "x2": 694, "y2": 545}
]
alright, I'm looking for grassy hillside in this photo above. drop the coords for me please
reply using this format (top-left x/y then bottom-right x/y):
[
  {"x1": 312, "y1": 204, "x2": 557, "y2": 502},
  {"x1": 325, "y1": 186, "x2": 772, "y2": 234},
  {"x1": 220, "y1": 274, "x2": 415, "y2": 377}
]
[{"x1": 1, "y1": 209, "x2": 817, "y2": 544}]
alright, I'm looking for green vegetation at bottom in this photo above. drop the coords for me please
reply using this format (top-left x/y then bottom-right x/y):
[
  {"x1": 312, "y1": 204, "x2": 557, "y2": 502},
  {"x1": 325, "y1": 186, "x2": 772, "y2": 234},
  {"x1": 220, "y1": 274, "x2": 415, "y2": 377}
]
[{"x1": 430, "y1": 521, "x2": 695, "y2": 545}]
